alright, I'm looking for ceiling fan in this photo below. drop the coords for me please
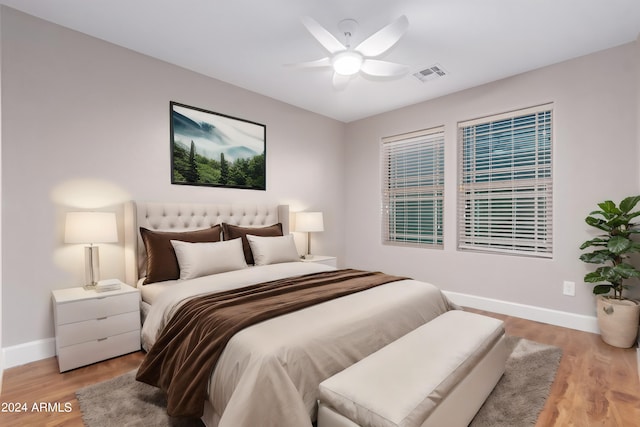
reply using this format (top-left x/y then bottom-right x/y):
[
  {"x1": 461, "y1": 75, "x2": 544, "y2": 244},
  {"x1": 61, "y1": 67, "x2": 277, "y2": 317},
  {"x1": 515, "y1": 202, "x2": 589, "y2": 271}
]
[{"x1": 290, "y1": 15, "x2": 410, "y2": 90}]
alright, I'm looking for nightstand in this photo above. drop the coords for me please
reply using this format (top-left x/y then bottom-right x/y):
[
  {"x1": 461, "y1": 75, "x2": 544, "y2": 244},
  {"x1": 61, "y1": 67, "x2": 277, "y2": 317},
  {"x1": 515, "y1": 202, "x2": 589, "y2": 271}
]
[
  {"x1": 301, "y1": 255, "x2": 337, "y2": 268},
  {"x1": 52, "y1": 282, "x2": 141, "y2": 372}
]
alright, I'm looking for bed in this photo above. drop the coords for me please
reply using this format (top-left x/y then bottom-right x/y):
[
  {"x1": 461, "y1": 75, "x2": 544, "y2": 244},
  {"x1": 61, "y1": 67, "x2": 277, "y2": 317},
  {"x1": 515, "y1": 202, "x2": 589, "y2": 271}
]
[{"x1": 123, "y1": 201, "x2": 455, "y2": 427}]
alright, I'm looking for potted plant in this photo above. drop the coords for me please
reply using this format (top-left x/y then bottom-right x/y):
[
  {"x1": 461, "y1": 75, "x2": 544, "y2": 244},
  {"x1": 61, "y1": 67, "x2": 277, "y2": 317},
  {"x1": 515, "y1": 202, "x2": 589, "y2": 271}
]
[{"x1": 579, "y1": 196, "x2": 640, "y2": 348}]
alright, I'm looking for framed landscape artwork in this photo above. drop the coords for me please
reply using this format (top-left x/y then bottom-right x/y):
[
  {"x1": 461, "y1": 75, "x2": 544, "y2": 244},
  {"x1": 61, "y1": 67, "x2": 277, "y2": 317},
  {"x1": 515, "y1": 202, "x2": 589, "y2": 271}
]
[{"x1": 170, "y1": 101, "x2": 266, "y2": 190}]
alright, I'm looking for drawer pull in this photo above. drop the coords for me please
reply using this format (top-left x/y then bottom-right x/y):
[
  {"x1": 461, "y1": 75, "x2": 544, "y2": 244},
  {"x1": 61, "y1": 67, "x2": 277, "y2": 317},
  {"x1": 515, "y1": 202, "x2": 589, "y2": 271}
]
[
  {"x1": 96, "y1": 317, "x2": 108, "y2": 321},
  {"x1": 97, "y1": 337, "x2": 108, "y2": 342}
]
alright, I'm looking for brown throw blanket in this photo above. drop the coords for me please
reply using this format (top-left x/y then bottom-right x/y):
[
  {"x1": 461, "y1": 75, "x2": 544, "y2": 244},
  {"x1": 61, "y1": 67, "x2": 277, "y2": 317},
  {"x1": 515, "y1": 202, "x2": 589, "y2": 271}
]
[{"x1": 136, "y1": 269, "x2": 407, "y2": 418}]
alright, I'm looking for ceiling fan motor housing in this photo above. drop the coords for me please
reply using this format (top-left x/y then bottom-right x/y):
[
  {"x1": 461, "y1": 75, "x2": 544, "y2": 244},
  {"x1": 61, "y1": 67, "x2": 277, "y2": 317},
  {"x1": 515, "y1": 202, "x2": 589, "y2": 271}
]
[{"x1": 337, "y1": 18, "x2": 358, "y2": 41}]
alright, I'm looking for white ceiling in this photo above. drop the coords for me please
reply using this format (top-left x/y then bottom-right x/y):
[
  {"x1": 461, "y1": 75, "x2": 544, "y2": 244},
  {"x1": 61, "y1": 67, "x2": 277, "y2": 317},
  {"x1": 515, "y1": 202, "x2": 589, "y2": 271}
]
[{"x1": 2, "y1": 0, "x2": 640, "y2": 122}]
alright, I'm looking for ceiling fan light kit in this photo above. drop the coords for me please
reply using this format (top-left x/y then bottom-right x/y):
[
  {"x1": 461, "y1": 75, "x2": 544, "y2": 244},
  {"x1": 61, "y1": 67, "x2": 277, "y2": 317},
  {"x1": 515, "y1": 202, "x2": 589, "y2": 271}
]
[
  {"x1": 292, "y1": 15, "x2": 410, "y2": 89},
  {"x1": 332, "y1": 51, "x2": 363, "y2": 76}
]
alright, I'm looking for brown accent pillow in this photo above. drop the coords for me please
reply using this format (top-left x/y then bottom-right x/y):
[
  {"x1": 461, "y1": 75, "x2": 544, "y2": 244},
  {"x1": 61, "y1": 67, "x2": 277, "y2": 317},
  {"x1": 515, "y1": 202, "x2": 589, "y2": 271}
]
[
  {"x1": 221, "y1": 223, "x2": 283, "y2": 265},
  {"x1": 140, "y1": 225, "x2": 222, "y2": 284}
]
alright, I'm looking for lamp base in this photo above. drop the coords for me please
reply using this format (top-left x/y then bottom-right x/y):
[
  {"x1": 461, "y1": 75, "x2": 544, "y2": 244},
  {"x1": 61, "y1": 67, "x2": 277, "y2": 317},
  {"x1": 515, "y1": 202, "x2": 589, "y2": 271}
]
[
  {"x1": 83, "y1": 283, "x2": 97, "y2": 291},
  {"x1": 303, "y1": 254, "x2": 315, "y2": 260},
  {"x1": 84, "y1": 245, "x2": 100, "y2": 288}
]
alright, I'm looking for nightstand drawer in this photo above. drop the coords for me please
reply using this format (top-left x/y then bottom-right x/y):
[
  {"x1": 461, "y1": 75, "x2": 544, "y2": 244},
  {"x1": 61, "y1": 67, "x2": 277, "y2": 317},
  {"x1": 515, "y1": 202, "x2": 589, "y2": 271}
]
[
  {"x1": 56, "y1": 311, "x2": 140, "y2": 347},
  {"x1": 57, "y1": 330, "x2": 140, "y2": 372},
  {"x1": 56, "y1": 292, "x2": 139, "y2": 325}
]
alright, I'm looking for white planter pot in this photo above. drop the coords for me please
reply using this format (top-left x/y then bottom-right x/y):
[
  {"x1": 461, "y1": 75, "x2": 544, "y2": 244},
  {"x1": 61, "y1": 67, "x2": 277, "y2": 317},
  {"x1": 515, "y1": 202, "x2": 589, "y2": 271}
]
[{"x1": 596, "y1": 295, "x2": 640, "y2": 348}]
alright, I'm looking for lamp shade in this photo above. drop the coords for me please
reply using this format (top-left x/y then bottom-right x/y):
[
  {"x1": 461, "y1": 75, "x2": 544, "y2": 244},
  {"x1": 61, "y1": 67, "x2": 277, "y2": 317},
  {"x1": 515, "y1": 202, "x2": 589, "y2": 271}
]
[
  {"x1": 295, "y1": 212, "x2": 324, "y2": 233},
  {"x1": 64, "y1": 212, "x2": 118, "y2": 244}
]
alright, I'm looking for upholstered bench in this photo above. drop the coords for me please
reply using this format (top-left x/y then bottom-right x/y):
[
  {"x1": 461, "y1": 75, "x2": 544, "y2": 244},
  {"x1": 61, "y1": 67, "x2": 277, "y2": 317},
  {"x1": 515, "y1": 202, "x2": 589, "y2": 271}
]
[{"x1": 317, "y1": 310, "x2": 508, "y2": 427}]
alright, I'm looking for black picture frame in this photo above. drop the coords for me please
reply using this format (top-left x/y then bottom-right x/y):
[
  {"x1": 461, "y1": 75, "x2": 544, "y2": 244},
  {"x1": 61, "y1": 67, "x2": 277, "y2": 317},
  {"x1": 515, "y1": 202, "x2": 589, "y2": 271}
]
[{"x1": 170, "y1": 101, "x2": 266, "y2": 190}]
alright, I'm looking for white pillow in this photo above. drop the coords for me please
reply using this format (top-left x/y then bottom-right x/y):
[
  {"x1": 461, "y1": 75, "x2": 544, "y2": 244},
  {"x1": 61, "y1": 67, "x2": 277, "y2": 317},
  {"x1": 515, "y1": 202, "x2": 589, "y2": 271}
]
[
  {"x1": 246, "y1": 234, "x2": 300, "y2": 266},
  {"x1": 170, "y1": 238, "x2": 247, "y2": 280}
]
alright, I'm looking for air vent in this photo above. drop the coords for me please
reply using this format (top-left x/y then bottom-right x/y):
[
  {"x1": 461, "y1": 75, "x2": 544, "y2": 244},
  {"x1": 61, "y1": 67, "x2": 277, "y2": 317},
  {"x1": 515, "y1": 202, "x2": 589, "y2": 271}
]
[{"x1": 413, "y1": 64, "x2": 447, "y2": 83}]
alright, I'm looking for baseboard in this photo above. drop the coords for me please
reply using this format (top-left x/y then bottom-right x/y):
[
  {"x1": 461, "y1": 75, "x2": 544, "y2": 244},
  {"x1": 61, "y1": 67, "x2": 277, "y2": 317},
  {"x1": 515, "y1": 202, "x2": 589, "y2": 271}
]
[
  {"x1": 2, "y1": 338, "x2": 56, "y2": 370},
  {"x1": 443, "y1": 291, "x2": 599, "y2": 334}
]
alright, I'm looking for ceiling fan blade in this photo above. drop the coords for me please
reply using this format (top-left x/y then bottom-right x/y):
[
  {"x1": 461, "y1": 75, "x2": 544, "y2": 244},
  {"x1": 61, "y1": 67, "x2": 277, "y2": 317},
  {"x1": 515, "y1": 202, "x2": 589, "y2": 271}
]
[
  {"x1": 285, "y1": 57, "x2": 332, "y2": 69},
  {"x1": 332, "y1": 73, "x2": 353, "y2": 90},
  {"x1": 361, "y1": 59, "x2": 409, "y2": 77},
  {"x1": 301, "y1": 16, "x2": 346, "y2": 55},
  {"x1": 355, "y1": 15, "x2": 409, "y2": 57}
]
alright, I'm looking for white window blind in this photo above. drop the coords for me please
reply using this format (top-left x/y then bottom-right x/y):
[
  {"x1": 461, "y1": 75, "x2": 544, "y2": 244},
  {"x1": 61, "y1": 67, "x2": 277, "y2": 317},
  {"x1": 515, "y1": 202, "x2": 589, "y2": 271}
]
[
  {"x1": 382, "y1": 127, "x2": 444, "y2": 248},
  {"x1": 457, "y1": 105, "x2": 553, "y2": 257}
]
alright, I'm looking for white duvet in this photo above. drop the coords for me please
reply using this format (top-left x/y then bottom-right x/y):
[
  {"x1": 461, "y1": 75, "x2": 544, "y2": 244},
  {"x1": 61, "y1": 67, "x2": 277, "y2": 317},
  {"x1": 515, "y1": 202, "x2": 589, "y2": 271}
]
[{"x1": 140, "y1": 262, "x2": 454, "y2": 427}]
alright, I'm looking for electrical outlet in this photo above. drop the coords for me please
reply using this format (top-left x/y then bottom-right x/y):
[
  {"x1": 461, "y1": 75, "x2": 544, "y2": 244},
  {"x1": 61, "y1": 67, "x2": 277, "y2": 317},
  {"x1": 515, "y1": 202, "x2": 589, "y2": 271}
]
[{"x1": 563, "y1": 280, "x2": 575, "y2": 296}]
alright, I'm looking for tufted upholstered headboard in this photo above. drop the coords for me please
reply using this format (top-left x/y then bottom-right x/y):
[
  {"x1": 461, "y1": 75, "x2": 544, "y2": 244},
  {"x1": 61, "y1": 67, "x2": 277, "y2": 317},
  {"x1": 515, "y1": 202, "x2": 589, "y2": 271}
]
[{"x1": 123, "y1": 201, "x2": 289, "y2": 286}]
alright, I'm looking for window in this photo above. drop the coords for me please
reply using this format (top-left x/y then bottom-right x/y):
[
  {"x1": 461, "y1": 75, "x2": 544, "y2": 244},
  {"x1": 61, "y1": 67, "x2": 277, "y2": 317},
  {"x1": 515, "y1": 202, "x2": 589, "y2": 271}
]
[
  {"x1": 382, "y1": 127, "x2": 444, "y2": 248},
  {"x1": 457, "y1": 105, "x2": 553, "y2": 257}
]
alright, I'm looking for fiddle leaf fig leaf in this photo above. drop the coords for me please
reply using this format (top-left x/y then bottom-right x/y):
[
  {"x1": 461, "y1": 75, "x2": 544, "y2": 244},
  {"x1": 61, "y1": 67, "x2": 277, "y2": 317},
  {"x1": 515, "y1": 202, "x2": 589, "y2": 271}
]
[
  {"x1": 584, "y1": 271, "x2": 605, "y2": 282},
  {"x1": 593, "y1": 284, "x2": 613, "y2": 295},
  {"x1": 626, "y1": 211, "x2": 640, "y2": 220},
  {"x1": 607, "y1": 236, "x2": 632, "y2": 254},
  {"x1": 619, "y1": 196, "x2": 640, "y2": 213},
  {"x1": 598, "y1": 200, "x2": 620, "y2": 215},
  {"x1": 613, "y1": 263, "x2": 640, "y2": 279},
  {"x1": 579, "y1": 250, "x2": 613, "y2": 263},
  {"x1": 579, "y1": 238, "x2": 608, "y2": 250},
  {"x1": 585, "y1": 216, "x2": 610, "y2": 231}
]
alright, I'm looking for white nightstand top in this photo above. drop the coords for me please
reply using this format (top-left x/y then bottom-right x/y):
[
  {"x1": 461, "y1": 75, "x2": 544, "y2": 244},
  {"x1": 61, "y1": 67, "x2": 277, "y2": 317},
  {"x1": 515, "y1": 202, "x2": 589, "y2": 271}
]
[
  {"x1": 300, "y1": 255, "x2": 335, "y2": 263},
  {"x1": 52, "y1": 280, "x2": 138, "y2": 304}
]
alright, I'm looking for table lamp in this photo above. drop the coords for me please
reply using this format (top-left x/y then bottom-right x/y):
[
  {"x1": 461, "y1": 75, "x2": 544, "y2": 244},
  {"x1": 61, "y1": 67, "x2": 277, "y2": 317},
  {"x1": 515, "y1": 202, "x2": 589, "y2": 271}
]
[
  {"x1": 65, "y1": 211, "x2": 118, "y2": 289},
  {"x1": 295, "y1": 212, "x2": 324, "y2": 259}
]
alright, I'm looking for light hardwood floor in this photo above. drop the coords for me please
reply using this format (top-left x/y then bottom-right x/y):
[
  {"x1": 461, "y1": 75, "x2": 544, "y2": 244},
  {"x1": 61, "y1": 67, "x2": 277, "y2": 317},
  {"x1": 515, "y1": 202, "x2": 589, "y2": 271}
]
[
  {"x1": 0, "y1": 310, "x2": 638, "y2": 427},
  {"x1": 468, "y1": 309, "x2": 640, "y2": 427}
]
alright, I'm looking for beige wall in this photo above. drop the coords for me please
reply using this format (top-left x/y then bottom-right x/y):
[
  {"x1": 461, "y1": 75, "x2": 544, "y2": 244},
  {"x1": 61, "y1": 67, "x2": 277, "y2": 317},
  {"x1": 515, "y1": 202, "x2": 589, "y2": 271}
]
[
  {"x1": 344, "y1": 42, "x2": 639, "y2": 317},
  {"x1": 0, "y1": 7, "x2": 345, "y2": 349}
]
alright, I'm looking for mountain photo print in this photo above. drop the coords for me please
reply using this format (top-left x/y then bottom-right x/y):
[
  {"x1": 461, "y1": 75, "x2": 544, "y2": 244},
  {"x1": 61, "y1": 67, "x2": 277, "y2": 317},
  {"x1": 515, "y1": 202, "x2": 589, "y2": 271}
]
[{"x1": 170, "y1": 102, "x2": 266, "y2": 190}]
